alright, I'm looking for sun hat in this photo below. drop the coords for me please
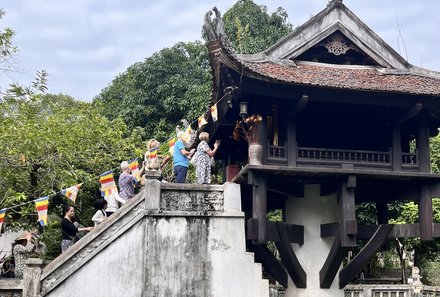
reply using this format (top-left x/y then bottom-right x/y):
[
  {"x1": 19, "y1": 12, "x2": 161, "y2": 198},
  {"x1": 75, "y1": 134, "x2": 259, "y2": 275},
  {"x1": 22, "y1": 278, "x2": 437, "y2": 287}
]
[{"x1": 14, "y1": 232, "x2": 28, "y2": 242}]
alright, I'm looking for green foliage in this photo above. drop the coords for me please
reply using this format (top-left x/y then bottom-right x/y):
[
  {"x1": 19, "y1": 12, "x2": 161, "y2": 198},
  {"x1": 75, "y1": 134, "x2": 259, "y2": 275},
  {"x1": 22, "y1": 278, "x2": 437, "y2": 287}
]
[
  {"x1": 0, "y1": 9, "x2": 18, "y2": 75},
  {"x1": 223, "y1": 0, "x2": 292, "y2": 54},
  {"x1": 0, "y1": 74, "x2": 144, "y2": 232},
  {"x1": 95, "y1": 41, "x2": 211, "y2": 141},
  {"x1": 421, "y1": 261, "x2": 440, "y2": 286}
]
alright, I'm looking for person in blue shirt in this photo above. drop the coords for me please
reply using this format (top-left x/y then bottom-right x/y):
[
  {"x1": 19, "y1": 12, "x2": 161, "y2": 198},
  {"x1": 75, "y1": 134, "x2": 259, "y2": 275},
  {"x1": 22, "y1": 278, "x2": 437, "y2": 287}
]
[{"x1": 173, "y1": 131, "x2": 195, "y2": 183}]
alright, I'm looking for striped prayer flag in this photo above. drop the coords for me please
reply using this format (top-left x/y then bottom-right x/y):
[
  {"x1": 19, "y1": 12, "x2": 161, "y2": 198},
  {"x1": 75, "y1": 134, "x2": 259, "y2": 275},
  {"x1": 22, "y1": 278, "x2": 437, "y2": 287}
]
[
  {"x1": 100, "y1": 170, "x2": 115, "y2": 189},
  {"x1": 128, "y1": 158, "x2": 141, "y2": 182},
  {"x1": 100, "y1": 170, "x2": 118, "y2": 198},
  {"x1": 198, "y1": 114, "x2": 208, "y2": 129},
  {"x1": 210, "y1": 103, "x2": 218, "y2": 122},
  {"x1": 168, "y1": 137, "x2": 176, "y2": 155},
  {"x1": 101, "y1": 186, "x2": 117, "y2": 198},
  {"x1": 34, "y1": 197, "x2": 49, "y2": 226},
  {"x1": 61, "y1": 183, "x2": 82, "y2": 203},
  {"x1": 0, "y1": 208, "x2": 6, "y2": 230},
  {"x1": 181, "y1": 126, "x2": 192, "y2": 144},
  {"x1": 145, "y1": 147, "x2": 158, "y2": 159}
]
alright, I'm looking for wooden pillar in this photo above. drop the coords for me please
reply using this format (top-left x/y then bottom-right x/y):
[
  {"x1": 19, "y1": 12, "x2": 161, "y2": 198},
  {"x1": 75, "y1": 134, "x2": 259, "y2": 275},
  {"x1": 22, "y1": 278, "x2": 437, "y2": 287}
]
[
  {"x1": 376, "y1": 202, "x2": 388, "y2": 224},
  {"x1": 339, "y1": 176, "x2": 357, "y2": 247},
  {"x1": 392, "y1": 124, "x2": 402, "y2": 171},
  {"x1": 250, "y1": 171, "x2": 267, "y2": 244},
  {"x1": 418, "y1": 184, "x2": 432, "y2": 241},
  {"x1": 287, "y1": 116, "x2": 297, "y2": 166},
  {"x1": 417, "y1": 113, "x2": 430, "y2": 172}
]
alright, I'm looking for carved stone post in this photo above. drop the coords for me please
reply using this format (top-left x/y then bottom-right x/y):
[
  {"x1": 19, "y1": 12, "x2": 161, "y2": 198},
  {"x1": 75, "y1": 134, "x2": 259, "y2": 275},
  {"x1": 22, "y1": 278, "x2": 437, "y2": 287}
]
[{"x1": 22, "y1": 258, "x2": 46, "y2": 297}]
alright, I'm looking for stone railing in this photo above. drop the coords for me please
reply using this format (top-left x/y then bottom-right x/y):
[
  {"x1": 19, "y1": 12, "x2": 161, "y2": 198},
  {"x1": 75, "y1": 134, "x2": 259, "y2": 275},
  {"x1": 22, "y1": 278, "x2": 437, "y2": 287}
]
[{"x1": 345, "y1": 284, "x2": 440, "y2": 297}]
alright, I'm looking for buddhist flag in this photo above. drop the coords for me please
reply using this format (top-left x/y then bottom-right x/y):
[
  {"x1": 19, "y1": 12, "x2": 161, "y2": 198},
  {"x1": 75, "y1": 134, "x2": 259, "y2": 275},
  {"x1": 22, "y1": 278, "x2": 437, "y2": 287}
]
[
  {"x1": 0, "y1": 208, "x2": 6, "y2": 230},
  {"x1": 210, "y1": 103, "x2": 218, "y2": 122},
  {"x1": 34, "y1": 197, "x2": 49, "y2": 226},
  {"x1": 128, "y1": 158, "x2": 141, "y2": 181},
  {"x1": 146, "y1": 147, "x2": 158, "y2": 159},
  {"x1": 100, "y1": 170, "x2": 118, "y2": 197},
  {"x1": 168, "y1": 137, "x2": 176, "y2": 155},
  {"x1": 182, "y1": 126, "x2": 192, "y2": 144},
  {"x1": 198, "y1": 114, "x2": 208, "y2": 129},
  {"x1": 61, "y1": 183, "x2": 82, "y2": 203},
  {"x1": 101, "y1": 187, "x2": 117, "y2": 198}
]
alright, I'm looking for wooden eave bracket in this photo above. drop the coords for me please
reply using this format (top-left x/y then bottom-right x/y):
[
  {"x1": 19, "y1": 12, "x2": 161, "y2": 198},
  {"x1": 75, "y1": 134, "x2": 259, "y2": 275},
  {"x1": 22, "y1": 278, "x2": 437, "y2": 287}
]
[
  {"x1": 339, "y1": 224, "x2": 393, "y2": 288},
  {"x1": 248, "y1": 243, "x2": 288, "y2": 288},
  {"x1": 247, "y1": 220, "x2": 305, "y2": 288},
  {"x1": 274, "y1": 222, "x2": 307, "y2": 288},
  {"x1": 319, "y1": 234, "x2": 347, "y2": 288},
  {"x1": 393, "y1": 103, "x2": 422, "y2": 125}
]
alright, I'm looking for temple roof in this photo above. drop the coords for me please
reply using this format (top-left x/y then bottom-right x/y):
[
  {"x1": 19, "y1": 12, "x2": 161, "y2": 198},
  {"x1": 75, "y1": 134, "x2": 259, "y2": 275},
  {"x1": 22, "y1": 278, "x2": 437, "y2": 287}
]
[
  {"x1": 204, "y1": 0, "x2": 440, "y2": 96},
  {"x1": 241, "y1": 61, "x2": 440, "y2": 95}
]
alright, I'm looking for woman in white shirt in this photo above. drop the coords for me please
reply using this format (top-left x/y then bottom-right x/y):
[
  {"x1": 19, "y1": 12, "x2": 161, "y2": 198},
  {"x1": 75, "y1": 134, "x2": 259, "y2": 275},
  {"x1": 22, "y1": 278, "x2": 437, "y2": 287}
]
[
  {"x1": 104, "y1": 190, "x2": 126, "y2": 216},
  {"x1": 92, "y1": 198, "x2": 108, "y2": 227}
]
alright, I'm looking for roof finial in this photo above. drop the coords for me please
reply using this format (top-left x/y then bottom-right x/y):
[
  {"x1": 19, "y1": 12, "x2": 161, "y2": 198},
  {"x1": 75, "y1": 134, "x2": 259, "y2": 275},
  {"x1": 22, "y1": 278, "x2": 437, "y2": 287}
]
[{"x1": 328, "y1": 0, "x2": 343, "y2": 7}]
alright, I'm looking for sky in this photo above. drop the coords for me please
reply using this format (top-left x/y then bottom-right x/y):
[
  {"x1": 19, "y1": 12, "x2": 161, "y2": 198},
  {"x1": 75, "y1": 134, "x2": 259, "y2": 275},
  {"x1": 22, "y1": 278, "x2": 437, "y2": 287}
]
[{"x1": 1, "y1": 0, "x2": 440, "y2": 102}]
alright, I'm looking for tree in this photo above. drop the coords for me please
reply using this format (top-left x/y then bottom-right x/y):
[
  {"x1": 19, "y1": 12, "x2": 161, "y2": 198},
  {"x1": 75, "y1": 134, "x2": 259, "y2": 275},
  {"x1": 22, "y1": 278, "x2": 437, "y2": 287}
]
[
  {"x1": 222, "y1": 0, "x2": 292, "y2": 54},
  {"x1": 95, "y1": 41, "x2": 211, "y2": 140},
  {"x1": 0, "y1": 9, "x2": 19, "y2": 85},
  {"x1": 0, "y1": 73, "x2": 144, "y2": 233},
  {"x1": 96, "y1": 1, "x2": 293, "y2": 140}
]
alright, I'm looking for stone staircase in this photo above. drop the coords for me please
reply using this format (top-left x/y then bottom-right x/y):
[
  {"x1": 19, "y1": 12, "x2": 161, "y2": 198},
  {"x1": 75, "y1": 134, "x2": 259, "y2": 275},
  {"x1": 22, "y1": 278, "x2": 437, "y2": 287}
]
[{"x1": 39, "y1": 181, "x2": 269, "y2": 297}]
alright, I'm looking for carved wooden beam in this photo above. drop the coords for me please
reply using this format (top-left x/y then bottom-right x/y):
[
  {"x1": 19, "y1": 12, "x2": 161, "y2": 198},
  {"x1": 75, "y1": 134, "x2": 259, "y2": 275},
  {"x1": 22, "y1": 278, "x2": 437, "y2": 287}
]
[
  {"x1": 393, "y1": 103, "x2": 422, "y2": 124},
  {"x1": 339, "y1": 224, "x2": 394, "y2": 288},
  {"x1": 321, "y1": 223, "x2": 440, "y2": 239},
  {"x1": 267, "y1": 186, "x2": 303, "y2": 199},
  {"x1": 248, "y1": 220, "x2": 304, "y2": 245},
  {"x1": 274, "y1": 222, "x2": 307, "y2": 288},
  {"x1": 248, "y1": 243, "x2": 288, "y2": 288},
  {"x1": 319, "y1": 234, "x2": 347, "y2": 288}
]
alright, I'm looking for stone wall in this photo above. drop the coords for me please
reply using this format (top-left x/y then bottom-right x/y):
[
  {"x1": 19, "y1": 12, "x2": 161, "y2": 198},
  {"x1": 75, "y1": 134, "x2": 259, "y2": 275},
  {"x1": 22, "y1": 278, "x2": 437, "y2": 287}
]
[{"x1": 38, "y1": 181, "x2": 268, "y2": 297}]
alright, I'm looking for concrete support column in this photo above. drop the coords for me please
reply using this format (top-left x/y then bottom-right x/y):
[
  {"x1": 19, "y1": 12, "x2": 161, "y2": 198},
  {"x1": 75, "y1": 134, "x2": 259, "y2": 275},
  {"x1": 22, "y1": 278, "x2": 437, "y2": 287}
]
[
  {"x1": 23, "y1": 258, "x2": 46, "y2": 297},
  {"x1": 285, "y1": 184, "x2": 343, "y2": 297}
]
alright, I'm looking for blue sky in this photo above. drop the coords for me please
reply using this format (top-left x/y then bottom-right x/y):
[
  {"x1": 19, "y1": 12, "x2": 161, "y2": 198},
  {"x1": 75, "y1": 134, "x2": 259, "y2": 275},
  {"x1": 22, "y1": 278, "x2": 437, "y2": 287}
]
[{"x1": 1, "y1": 0, "x2": 439, "y2": 101}]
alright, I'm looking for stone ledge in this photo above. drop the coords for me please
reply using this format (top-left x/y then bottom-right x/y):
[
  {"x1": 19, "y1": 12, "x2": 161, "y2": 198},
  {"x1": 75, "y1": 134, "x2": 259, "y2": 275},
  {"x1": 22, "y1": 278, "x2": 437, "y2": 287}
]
[
  {"x1": 145, "y1": 210, "x2": 244, "y2": 217},
  {"x1": 161, "y1": 183, "x2": 224, "y2": 191},
  {"x1": 0, "y1": 278, "x2": 22, "y2": 290}
]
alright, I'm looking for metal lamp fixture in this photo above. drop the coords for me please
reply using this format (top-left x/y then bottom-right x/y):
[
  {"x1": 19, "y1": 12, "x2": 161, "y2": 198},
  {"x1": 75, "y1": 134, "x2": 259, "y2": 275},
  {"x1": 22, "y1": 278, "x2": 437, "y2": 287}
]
[{"x1": 239, "y1": 101, "x2": 248, "y2": 118}]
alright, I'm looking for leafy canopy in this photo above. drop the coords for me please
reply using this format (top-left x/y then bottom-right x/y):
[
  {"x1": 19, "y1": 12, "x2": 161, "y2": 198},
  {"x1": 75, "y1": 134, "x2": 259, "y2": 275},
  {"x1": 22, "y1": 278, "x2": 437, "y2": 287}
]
[
  {"x1": 0, "y1": 72, "x2": 143, "y2": 230},
  {"x1": 222, "y1": 0, "x2": 292, "y2": 54},
  {"x1": 96, "y1": 1, "x2": 293, "y2": 140},
  {"x1": 95, "y1": 41, "x2": 211, "y2": 140}
]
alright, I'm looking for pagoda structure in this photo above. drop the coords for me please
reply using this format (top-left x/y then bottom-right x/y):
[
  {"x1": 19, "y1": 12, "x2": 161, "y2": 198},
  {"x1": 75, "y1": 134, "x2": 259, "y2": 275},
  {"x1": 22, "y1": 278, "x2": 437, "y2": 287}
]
[{"x1": 203, "y1": 1, "x2": 440, "y2": 296}]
